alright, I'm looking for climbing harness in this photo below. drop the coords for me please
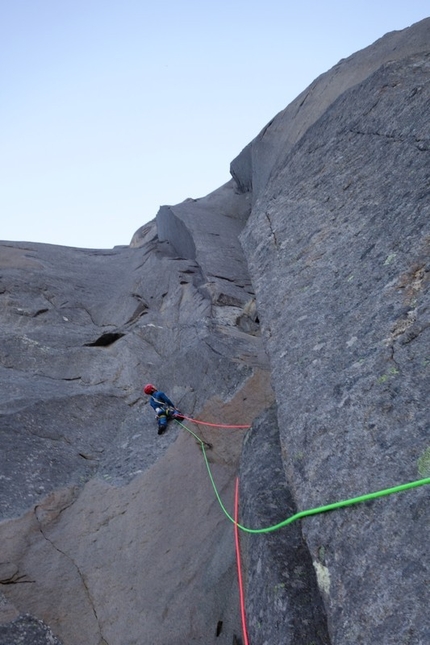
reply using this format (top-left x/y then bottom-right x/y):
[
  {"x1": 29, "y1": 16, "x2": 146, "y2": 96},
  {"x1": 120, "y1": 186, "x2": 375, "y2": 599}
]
[{"x1": 175, "y1": 418, "x2": 430, "y2": 533}]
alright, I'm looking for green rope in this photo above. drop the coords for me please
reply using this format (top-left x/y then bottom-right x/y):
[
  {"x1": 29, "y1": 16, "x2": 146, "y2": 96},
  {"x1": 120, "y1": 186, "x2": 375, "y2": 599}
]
[{"x1": 176, "y1": 420, "x2": 430, "y2": 534}]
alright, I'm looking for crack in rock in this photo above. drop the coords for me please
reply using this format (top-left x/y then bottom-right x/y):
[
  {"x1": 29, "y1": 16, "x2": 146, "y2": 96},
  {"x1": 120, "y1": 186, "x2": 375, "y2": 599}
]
[{"x1": 33, "y1": 505, "x2": 109, "y2": 645}]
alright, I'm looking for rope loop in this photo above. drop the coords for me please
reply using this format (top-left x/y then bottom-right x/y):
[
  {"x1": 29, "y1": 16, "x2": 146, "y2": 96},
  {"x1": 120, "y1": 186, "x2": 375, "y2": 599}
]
[{"x1": 175, "y1": 418, "x2": 430, "y2": 534}]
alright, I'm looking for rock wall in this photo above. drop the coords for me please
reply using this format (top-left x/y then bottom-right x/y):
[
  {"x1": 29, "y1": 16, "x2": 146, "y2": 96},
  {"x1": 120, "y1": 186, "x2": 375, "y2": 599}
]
[
  {"x1": 1, "y1": 16, "x2": 429, "y2": 645},
  {"x1": 0, "y1": 208, "x2": 273, "y2": 643},
  {"x1": 239, "y1": 406, "x2": 330, "y2": 645},
  {"x1": 239, "y1": 23, "x2": 430, "y2": 645},
  {"x1": 230, "y1": 16, "x2": 430, "y2": 204}
]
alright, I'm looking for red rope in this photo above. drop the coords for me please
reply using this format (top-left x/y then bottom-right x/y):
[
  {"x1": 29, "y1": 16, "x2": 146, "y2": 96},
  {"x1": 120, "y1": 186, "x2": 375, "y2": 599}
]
[
  {"x1": 235, "y1": 477, "x2": 249, "y2": 645},
  {"x1": 182, "y1": 415, "x2": 250, "y2": 429}
]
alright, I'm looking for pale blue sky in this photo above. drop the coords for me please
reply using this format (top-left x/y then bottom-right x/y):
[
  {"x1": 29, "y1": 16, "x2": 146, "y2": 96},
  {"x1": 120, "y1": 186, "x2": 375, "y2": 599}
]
[{"x1": 1, "y1": 1, "x2": 429, "y2": 248}]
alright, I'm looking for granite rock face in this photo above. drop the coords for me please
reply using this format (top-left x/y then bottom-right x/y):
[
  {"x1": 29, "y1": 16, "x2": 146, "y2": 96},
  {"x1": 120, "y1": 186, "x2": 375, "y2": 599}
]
[
  {"x1": 240, "y1": 28, "x2": 430, "y2": 645},
  {"x1": 0, "y1": 213, "x2": 273, "y2": 643},
  {"x1": 239, "y1": 406, "x2": 330, "y2": 645},
  {"x1": 0, "y1": 615, "x2": 62, "y2": 645},
  {"x1": 230, "y1": 16, "x2": 430, "y2": 204},
  {"x1": 1, "y1": 16, "x2": 430, "y2": 645}
]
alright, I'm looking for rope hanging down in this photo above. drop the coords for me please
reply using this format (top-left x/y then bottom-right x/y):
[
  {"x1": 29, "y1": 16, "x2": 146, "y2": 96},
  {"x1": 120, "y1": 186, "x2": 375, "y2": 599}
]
[
  {"x1": 234, "y1": 478, "x2": 249, "y2": 645},
  {"x1": 175, "y1": 419, "x2": 430, "y2": 534}
]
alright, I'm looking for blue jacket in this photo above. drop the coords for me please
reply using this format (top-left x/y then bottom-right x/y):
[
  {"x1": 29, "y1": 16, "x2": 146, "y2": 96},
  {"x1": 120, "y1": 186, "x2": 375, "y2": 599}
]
[{"x1": 149, "y1": 390, "x2": 175, "y2": 412}]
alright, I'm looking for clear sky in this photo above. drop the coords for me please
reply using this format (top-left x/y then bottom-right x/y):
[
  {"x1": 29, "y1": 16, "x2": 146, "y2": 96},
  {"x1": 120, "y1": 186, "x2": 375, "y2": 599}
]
[{"x1": 1, "y1": 1, "x2": 429, "y2": 249}]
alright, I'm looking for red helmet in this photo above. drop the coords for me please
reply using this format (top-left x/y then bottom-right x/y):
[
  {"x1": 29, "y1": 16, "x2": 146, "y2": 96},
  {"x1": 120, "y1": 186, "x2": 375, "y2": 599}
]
[{"x1": 143, "y1": 383, "x2": 156, "y2": 395}]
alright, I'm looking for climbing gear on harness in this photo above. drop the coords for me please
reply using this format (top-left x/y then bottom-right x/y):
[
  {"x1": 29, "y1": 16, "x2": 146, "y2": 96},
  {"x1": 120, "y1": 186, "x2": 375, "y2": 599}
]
[
  {"x1": 170, "y1": 408, "x2": 184, "y2": 421},
  {"x1": 156, "y1": 406, "x2": 183, "y2": 420},
  {"x1": 144, "y1": 383, "x2": 156, "y2": 395},
  {"x1": 156, "y1": 409, "x2": 168, "y2": 434},
  {"x1": 155, "y1": 406, "x2": 184, "y2": 435}
]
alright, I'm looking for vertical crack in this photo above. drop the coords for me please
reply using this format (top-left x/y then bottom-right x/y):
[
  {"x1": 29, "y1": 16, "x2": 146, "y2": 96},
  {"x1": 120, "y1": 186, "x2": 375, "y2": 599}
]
[
  {"x1": 265, "y1": 212, "x2": 279, "y2": 248},
  {"x1": 34, "y1": 506, "x2": 109, "y2": 645},
  {"x1": 239, "y1": 406, "x2": 331, "y2": 644}
]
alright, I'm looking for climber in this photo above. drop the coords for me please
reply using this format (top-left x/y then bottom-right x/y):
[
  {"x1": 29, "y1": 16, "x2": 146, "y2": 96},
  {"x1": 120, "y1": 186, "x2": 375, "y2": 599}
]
[{"x1": 143, "y1": 383, "x2": 183, "y2": 434}]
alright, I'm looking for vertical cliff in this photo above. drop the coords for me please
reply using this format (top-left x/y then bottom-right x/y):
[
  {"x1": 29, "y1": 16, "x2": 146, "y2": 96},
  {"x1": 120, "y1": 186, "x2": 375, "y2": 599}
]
[
  {"x1": 1, "y1": 16, "x2": 429, "y2": 645},
  {"x1": 238, "y1": 20, "x2": 430, "y2": 645}
]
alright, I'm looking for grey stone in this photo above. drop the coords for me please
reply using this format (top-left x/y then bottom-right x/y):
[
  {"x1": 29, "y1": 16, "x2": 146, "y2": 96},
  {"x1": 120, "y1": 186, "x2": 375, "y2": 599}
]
[
  {"x1": 0, "y1": 614, "x2": 63, "y2": 645},
  {"x1": 240, "y1": 47, "x2": 430, "y2": 645},
  {"x1": 156, "y1": 180, "x2": 253, "y2": 308},
  {"x1": 239, "y1": 406, "x2": 330, "y2": 645}
]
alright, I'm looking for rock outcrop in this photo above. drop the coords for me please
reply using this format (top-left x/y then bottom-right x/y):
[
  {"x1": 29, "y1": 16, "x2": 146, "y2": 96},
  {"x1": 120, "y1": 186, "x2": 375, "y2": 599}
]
[{"x1": 1, "y1": 16, "x2": 429, "y2": 645}]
